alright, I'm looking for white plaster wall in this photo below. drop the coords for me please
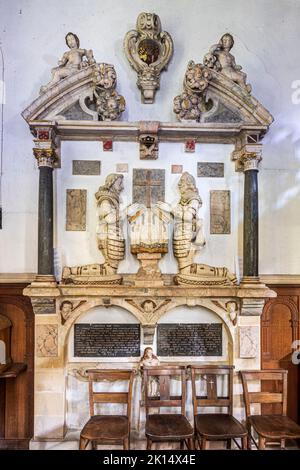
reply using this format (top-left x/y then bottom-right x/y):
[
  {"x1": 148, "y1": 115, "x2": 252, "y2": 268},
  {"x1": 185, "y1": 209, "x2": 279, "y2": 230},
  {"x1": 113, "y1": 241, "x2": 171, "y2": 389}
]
[{"x1": 0, "y1": 0, "x2": 300, "y2": 274}]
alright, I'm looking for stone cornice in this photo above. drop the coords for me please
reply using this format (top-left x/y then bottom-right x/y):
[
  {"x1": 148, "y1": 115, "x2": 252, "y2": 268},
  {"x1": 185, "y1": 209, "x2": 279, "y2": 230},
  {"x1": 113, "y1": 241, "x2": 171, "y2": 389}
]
[{"x1": 28, "y1": 120, "x2": 269, "y2": 144}]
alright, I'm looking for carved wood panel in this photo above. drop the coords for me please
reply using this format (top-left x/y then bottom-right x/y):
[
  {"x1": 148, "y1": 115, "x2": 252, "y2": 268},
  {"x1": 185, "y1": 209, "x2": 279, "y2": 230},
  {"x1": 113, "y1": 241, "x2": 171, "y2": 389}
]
[
  {"x1": 262, "y1": 286, "x2": 300, "y2": 422},
  {"x1": 0, "y1": 284, "x2": 34, "y2": 449}
]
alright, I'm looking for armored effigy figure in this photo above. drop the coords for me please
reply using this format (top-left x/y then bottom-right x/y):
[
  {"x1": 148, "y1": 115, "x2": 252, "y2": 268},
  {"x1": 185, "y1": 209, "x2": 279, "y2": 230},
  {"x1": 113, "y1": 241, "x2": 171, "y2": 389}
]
[
  {"x1": 170, "y1": 172, "x2": 237, "y2": 285},
  {"x1": 62, "y1": 174, "x2": 125, "y2": 284}
]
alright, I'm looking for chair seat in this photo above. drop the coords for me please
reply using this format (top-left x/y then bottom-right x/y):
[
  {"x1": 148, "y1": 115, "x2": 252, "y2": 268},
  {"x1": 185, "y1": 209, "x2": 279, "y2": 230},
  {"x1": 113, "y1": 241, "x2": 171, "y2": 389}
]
[
  {"x1": 248, "y1": 415, "x2": 300, "y2": 439},
  {"x1": 80, "y1": 415, "x2": 129, "y2": 441},
  {"x1": 195, "y1": 413, "x2": 247, "y2": 439},
  {"x1": 146, "y1": 414, "x2": 194, "y2": 441}
]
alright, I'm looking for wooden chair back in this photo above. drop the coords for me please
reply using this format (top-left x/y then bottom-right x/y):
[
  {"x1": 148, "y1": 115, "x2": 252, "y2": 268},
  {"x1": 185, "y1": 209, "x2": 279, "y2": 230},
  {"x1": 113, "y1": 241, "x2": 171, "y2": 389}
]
[
  {"x1": 86, "y1": 369, "x2": 134, "y2": 420},
  {"x1": 143, "y1": 366, "x2": 187, "y2": 416},
  {"x1": 240, "y1": 369, "x2": 288, "y2": 418},
  {"x1": 190, "y1": 365, "x2": 234, "y2": 416}
]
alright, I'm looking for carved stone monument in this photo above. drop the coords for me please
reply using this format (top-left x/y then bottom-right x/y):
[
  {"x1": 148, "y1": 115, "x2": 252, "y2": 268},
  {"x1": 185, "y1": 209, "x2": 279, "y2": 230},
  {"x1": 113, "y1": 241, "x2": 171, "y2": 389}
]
[
  {"x1": 62, "y1": 174, "x2": 125, "y2": 284},
  {"x1": 124, "y1": 13, "x2": 173, "y2": 103}
]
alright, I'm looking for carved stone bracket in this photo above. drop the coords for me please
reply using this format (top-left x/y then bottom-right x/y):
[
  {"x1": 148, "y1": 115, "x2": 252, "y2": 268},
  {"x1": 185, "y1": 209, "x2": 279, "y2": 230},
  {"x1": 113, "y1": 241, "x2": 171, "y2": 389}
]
[
  {"x1": 240, "y1": 298, "x2": 266, "y2": 316},
  {"x1": 142, "y1": 324, "x2": 156, "y2": 345},
  {"x1": 138, "y1": 121, "x2": 160, "y2": 159},
  {"x1": 124, "y1": 13, "x2": 173, "y2": 103}
]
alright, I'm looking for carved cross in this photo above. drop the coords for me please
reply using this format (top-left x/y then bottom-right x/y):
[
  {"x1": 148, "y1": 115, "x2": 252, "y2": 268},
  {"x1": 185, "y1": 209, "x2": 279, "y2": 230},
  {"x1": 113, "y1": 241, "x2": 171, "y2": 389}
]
[{"x1": 133, "y1": 169, "x2": 165, "y2": 208}]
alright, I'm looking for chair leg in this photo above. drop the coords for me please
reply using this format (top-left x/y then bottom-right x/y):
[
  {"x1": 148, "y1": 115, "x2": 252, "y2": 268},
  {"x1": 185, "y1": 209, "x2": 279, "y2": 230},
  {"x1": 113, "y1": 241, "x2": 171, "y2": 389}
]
[
  {"x1": 258, "y1": 436, "x2": 266, "y2": 450},
  {"x1": 123, "y1": 437, "x2": 130, "y2": 450},
  {"x1": 201, "y1": 437, "x2": 208, "y2": 450},
  {"x1": 147, "y1": 438, "x2": 152, "y2": 450},
  {"x1": 226, "y1": 439, "x2": 231, "y2": 449},
  {"x1": 91, "y1": 441, "x2": 97, "y2": 450},
  {"x1": 247, "y1": 423, "x2": 252, "y2": 450},
  {"x1": 187, "y1": 438, "x2": 194, "y2": 450},
  {"x1": 242, "y1": 436, "x2": 248, "y2": 450},
  {"x1": 79, "y1": 436, "x2": 89, "y2": 450},
  {"x1": 280, "y1": 439, "x2": 285, "y2": 450},
  {"x1": 180, "y1": 440, "x2": 185, "y2": 450}
]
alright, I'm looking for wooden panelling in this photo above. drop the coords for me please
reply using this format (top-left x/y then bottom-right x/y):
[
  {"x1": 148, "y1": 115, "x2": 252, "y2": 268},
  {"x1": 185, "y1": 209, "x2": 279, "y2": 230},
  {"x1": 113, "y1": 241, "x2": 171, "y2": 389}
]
[
  {"x1": 0, "y1": 283, "x2": 34, "y2": 449},
  {"x1": 262, "y1": 285, "x2": 300, "y2": 423}
]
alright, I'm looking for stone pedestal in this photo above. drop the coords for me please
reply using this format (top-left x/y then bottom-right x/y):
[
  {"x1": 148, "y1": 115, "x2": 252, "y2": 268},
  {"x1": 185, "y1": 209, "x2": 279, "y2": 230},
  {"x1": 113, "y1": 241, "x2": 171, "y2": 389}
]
[{"x1": 135, "y1": 253, "x2": 164, "y2": 286}]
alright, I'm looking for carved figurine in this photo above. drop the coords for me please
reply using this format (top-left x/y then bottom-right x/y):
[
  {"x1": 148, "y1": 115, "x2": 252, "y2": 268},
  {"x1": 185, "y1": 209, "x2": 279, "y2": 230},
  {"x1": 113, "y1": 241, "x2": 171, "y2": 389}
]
[
  {"x1": 40, "y1": 32, "x2": 95, "y2": 93},
  {"x1": 139, "y1": 347, "x2": 160, "y2": 397},
  {"x1": 158, "y1": 172, "x2": 237, "y2": 286},
  {"x1": 62, "y1": 174, "x2": 125, "y2": 284},
  {"x1": 203, "y1": 33, "x2": 251, "y2": 93}
]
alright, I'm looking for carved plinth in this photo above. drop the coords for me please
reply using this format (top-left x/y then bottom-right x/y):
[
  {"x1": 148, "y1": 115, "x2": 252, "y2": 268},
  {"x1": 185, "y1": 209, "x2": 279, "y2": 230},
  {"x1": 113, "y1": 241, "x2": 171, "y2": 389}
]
[{"x1": 135, "y1": 253, "x2": 164, "y2": 286}]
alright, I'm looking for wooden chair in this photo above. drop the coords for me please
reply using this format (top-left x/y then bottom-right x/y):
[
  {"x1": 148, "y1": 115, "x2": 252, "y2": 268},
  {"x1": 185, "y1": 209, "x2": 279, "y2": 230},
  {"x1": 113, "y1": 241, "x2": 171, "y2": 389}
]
[
  {"x1": 79, "y1": 369, "x2": 134, "y2": 450},
  {"x1": 143, "y1": 365, "x2": 194, "y2": 450},
  {"x1": 190, "y1": 365, "x2": 248, "y2": 450},
  {"x1": 240, "y1": 369, "x2": 300, "y2": 449}
]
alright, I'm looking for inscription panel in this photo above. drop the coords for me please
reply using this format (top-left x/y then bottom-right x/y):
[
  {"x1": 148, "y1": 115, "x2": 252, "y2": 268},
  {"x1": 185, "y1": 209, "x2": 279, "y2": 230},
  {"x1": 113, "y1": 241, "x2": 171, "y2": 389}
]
[
  {"x1": 72, "y1": 160, "x2": 101, "y2": 175},
  {"x1": 210, "y1": 190, "x2": 231, "y2": 234},
  {"x1": 74, "y1": 324, "x2": 140, "y2": 357},
  {"x1": 197, "y1": 162, "x2": 224, "y2": 178},
  {"x1": 157, "y1": 323, "x2": 222, "y2": 356},
  {"x1": 66, "y1": 189, "x2": 87, "y2": 231}
]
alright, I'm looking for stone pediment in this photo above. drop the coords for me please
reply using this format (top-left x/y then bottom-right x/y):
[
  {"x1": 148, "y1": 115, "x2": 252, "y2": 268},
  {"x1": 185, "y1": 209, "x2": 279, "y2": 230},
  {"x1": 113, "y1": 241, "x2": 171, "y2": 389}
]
[
  {"x1": 202, "y1": 69, "x2": 273, "y2": 126},
  {"x1": 173, "y1": 62, "x2": 273, "y2": 128},
  {"x1": 22, "y1": 63, "x2": 125, "y2": 123}
]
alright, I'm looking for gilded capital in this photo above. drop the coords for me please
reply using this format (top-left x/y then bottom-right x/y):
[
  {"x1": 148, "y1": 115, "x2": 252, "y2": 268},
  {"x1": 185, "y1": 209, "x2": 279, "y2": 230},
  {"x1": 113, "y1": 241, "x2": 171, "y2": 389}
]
[
  {"x1": 232, "y1": 143, "x2": 262, "y2": 172},
  {"x1": 33, "y1": 148, "x2": 57, "y2": 168}
]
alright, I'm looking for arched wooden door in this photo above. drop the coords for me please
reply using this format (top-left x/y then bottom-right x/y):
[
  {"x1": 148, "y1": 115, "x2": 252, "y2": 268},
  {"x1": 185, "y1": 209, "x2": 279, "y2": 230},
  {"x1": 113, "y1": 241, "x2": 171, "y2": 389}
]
[{"x1": 261, "y1": 294, "x2": 299, "y2": 421}]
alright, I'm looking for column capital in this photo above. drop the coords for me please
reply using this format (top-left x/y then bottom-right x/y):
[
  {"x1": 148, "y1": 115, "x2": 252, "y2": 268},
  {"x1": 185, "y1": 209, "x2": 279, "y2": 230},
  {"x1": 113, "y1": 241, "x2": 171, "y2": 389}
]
[
  {"x1": 232, "y1": 143, "x2": 262, "y2": 172},
  {"x1": 33, "y1": 147, "x2": 57, "y2": 168},
  {"x1": 31, "y1": 122, "x2": 60, "y2": 168}
]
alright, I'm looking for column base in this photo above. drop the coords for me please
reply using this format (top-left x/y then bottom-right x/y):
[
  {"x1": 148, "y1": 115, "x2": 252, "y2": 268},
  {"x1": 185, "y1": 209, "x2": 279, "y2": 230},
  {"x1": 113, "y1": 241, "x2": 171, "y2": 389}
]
[
  {"x1": 240, "y1": 276, "x2": 261, "y2": 286},
  {"x1": 32, "y1": 274, "x2": 57, "y2": 286}
]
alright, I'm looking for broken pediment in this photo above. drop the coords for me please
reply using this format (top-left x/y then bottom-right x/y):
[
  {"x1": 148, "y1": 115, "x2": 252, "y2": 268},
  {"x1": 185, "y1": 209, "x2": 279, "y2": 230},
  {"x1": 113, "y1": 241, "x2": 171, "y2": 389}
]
[
  {"x1": 173, "y1": 34, "x2": 273, "y2": 128},
  {"x1": 22, "y1": 63, "x2": 125, "y2": 123}
]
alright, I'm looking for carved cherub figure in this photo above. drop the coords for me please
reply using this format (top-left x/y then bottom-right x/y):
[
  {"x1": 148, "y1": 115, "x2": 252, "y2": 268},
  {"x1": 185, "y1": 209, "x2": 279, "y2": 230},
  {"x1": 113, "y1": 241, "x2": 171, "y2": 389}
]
[
  {"x1": 203, "y1": 33, "x2": 251, "y2": 93},
  {"x1": 40, "y1": 32, "x2": 95, "y2": 93}
]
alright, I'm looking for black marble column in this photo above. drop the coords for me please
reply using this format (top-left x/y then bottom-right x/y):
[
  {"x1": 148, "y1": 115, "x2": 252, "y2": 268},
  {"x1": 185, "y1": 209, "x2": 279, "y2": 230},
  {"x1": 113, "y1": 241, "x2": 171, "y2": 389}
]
[
  {"x1": 243, "y1": 168, "x2": 259, "y2": 278},
  {"x1": 38, "y1": 165, "x2": 54, "y2": 275}
]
